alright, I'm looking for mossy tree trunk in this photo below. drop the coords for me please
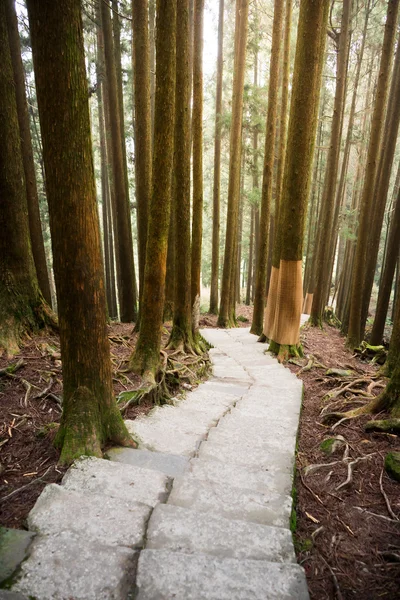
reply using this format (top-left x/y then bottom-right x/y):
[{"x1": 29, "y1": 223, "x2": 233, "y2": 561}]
[
  {"x1": 101, "y1": 0, "x2": 137, "y2": 323},
  {"x1": 347, "y1": 0, "x2": 399, "y2": 349},
  {"x1": 26, "y1": 0, "x2": 134, "y2": 464},
  {"x1": 5, "y1": 0, "x2": 52, "y2": 308},
  {"x1": 250, "y1": 0, "x2": 284, "y2": 336},
  {"x1": 264, "y1": 0, "x2": 329, "y2": 360},
  {"x1": 169, "y1": 0, "x2": 194, "y2": 351},
  {"x1": 310, "y1": 0, "x2": 351, "y2": 327},
  {"x1": 130, "y1": 0, "x2": 177, "y2": 380},
  {"x1": 0, "y1": 2, "x2": 53, "y2": 355},
  {"x1": 209, "y1": 0, "x2": 224, "y2": 315},
  {"x1": 360, "y1": 35, "x2": 400, "y2": 338},
  {"x1": 191, "y1": 0, "x2": 204, "y2": 336},
  {"x1": 245, "y1": 206, "x2": 255, "y2": 306},
  {"x1": 371, "y1": 185, "x2": 400, "y2": 345},
  {"x1": 218, "y1": 0, "x2": 250, "y2": 327},
  {"x1": 132, "y1": 0, "x2": 152, "y2": 314}
]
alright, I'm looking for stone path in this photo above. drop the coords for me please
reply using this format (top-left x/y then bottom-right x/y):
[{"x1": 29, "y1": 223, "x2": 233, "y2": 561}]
[{"x1": 5, "y1": 326, "x2": 309, "y2": 600}]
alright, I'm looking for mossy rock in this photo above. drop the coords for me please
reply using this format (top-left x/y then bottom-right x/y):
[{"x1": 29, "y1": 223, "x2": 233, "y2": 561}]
[
  {"x1": 320, "y1": 436, "x2": 345, "y2": 456},
  {"x1": 384, "y1": 451, "x2": 400, "y2": 482},
  {"x1": 0, "y1": 527, "x2": 35, "y2": 587},
  {"x1": 35, "y1": 422, "x2": 59, "y2": 439},
  {"x1": 325, "y1": 368, "x2": 353, "y2": 377}
]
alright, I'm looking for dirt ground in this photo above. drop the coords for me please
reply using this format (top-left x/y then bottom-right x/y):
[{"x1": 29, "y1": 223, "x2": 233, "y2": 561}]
[{"x1": 1, "y1": 306, "x2": 399, "y2": 600}]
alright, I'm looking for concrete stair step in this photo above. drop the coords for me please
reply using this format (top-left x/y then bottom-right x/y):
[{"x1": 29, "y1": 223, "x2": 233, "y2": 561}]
[
  {"x1": 146, "y1": 504, "x2": 296, "y2": 563},
  {"x1": 62, "y1": 456, "x2": 170, "y2": 506},
  {"x1": 168, "y1": 476, "x2": 292, "y2": 528},
  {"x1": 12, "y1": 531, "x2": 137, "y2": 600},
  {"x1": 28, "y1": 483, "x2": 151, "y2": 548},
  {"x1": 206, "y1": 426, "x2": 296, "y2": 454},
  {"x1": 135, "y1": 549, "x2": 309, "y2": 600},
  {"x1": 187, "y1": 457, "x2": 292, "y2": 496},
  {"x1": 106, "y1": 447, "x2": 189, "y2": 478},
  {"x1": 198, "y1": 439, "x2": 294, "y2": 475}
]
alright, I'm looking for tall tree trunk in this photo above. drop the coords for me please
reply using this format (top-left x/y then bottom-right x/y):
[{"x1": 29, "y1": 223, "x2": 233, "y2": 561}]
[
  {"x1": 347, "y1": 0, "x2": 400, "y2": 348},
  {"x1": 169, "y1": 0, "x2": 193, "y2": 350},
  {"x1": 310, "y1": 0, "x2": 351, "y2": 325},
  {"x1": 371, "y1": 183, "x2": 400, "y2": 344},
  {"x1": 265, "y1": 0, "x2": 329, "y2": 360},
  {"x1": 218, "y1": 0, "x2": 250, "y2": 327},
  {"x1": 250, "y1": 0, "x2": 284, "y2": 335},
  {"x1": 131, "y1": 0, "x2": 177, "y2": 379},
  {"x1": 101, "y1": 0, "x2": 137, "y2": 322},
  {"x1": 5, "y1": 0, "x2": 52, "y2": 307},
  {"x1": 149, "y1": 0, "x2": 156, "y2": 140},
  {"x1": 209, "y1": 0, "x2": 224, "y2": 315},
  {"x1": 26, "y1": 0, "x2": 134, "y2": 464},
  {"x1": 0, "y1": 3, "x2": 53, "y2": 354},
  {"x1": 360, "y1": 35, "x2": 400, "y2": 337},
  {"x1": 132, "y1": 0, "x2": 152, "y2": 311},
  {"x1": 245, "y1": 205, "x2": 255, "y2": 305},
  {"x1": 191, "y1": 0, "x2": 204, "y2": 335}
]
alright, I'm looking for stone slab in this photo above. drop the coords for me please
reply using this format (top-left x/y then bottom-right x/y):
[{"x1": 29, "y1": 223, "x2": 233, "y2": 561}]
[
  {"x1": 172, "y1": 389, "x2": 235, "y2": 416},
  {"x1": 216, "y1": 411, "x2": 299, "y2": 436},
  {"x1": 146, "y1": 504, "x2": 296, "y2": 563},
  {"x1": 135, "y1": 404, "x2": 219, "y2": 432},
  {"x1": 0, "y1": 527, "x2": 35, "y2": 586},
  {"x1": 187, "y1": 458, "x2": 292, "y2": 496},
  {"x1": 198, "y1": 440, "x2": 294, "y2": 475},
  {"x1": 28, "y1": 484, "x2": 151, "y2": 548},
  {"x1": 106, "y1": 447, "x2": 189, "y2": 478},
  {"x1": 62, "y1": 456, "x2": 169, "y2": 506},
  {"x1": 135, "y1": 549, "x2": 309, "y2": 600},
  {"x1": 207, "y1": 426, "x2": 296, "y2": 454},
  {"x1": 202, "y1": 380, "x2": 250, "y2": 395},
  {"x1": 12, "y1": 531, "x2": 137, "y2": 600},
  {"x1": 125, "y1": 420, "x2": 201, "y2": 457},
  {"x1": 168, "y1": 477, "x2": 292, "y2": 527},
  {"x1": 0, "y1": 592, "x2": 29, "y2": 600}
]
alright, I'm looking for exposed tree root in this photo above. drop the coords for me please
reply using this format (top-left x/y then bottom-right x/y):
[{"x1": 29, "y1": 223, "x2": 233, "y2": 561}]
[
  {"x1": 268, "y1": 341, "x2": 304, "y2": 363},
  {"x1": 365, "y1": 418, "x2": 400, "y2": 434}
]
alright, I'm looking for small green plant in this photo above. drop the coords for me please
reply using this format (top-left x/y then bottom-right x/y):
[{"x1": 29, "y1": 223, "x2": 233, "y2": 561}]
[{"x1": 236, "y1": 315, "x2": 249, "y2": 323}]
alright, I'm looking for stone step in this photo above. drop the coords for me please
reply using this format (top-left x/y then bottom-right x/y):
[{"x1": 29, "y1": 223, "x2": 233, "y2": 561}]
[
  {"x1": 0, "y1": 527, "x2": 35, "y2": 587},
  {"x1": 12, "y1": 531, "x2": 137, "y2": 600},
  {"x1": 216, "y1": 410, "x2": 299, "y2": 436},
  {"x1": 172, "y1": 388, "x2": 236, "y2": 417},
  {"x1": 28, "y1": 483, "x2": 151, "y2": 548},
  {"x1": 207, "y1": 425, "x2": 296, "y2": 455},
  {"x1": 106, "y1": 447, "x2": 189, "y2": 478},
  {"x1": 168, "y1": 476, "x2": 292, "y2": 528},
  {"x1": 135, "y1": 549, "x2": 309, "y2": 600},
  {"x1": 198, "y1": 439, "x2": 294, "y2": 475},
  {"x1": 62, "y1": 456, "x2": 169, "y2": 506},
  {"x1": 146, "y1": 504, "x2": 296, "y2": 563},
  {"x1": 187, "y1": 457, "x2": 292, "y2": 496},
  {"x1": 202, "y1": 379, "x2": 250, "y2": 395}
]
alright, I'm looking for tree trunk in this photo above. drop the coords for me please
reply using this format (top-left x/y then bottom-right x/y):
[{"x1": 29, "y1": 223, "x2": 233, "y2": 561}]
[
  {"x1": 130, "y1": 0, "x2": 177, "y2": 379},
  {"x1": 149, "y1": 0, "x2": 156, "y2": 140},
  {"x1": 101, "y1": 0, "x2": 137, "y2": 322},
  {"x1": 370, "y1": 184, "x2": 400, "y2": 344},
  {"x1": 0, "y1": 3, "x2": 53, "y2": 354},
  {"x1": 265, "y1": 0, "x2": 329, "y2": 360},
  {"x1": 132, "y1": 0, "x2": 151, "y2": 310},
  {"x1": 191, "y1": 0, "x2": 205, "y2": 336},
  {"x1": 26, "y1": 0, "x2": 134, "y2": 464},
  {"x1": 5, "y1": 0, "x2": 52, "y2": 307},
  {"x1": 209, "y1": 0, "x2": 224, "y2": 315},
  {"x1": 310, "y1": 0, "x2": 351, "y2": 326},
  {"x1": 250, "y1": 0, "x2": 284, "y2": 335},
  {"x1": 169, "y1": 0, "x2": 194, "y2": 350},
  {"x1": 360, "y1": 35, "x2": 400, "y2": 338},
  {"x1": 218, "y1": 0, "x2": 250, "y2": 327},
  {"x1": 347, "y1": 0, "x2": 400, "y2": 348},
  {"x1": 245, "y1": 205, "x2": 254, "y2": 306}
]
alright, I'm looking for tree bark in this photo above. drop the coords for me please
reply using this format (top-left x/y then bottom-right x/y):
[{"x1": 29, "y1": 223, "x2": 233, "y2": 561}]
[
  {"x1": 209, "y1": 0, "x2": 224, "y2": 315},
  {"x1": 250, "y1": 0, "x2": 284, "y2": 335},
  {"x1": 310, "y1": 0, "x2": 351, "y2": 326},
  {"x1": 218, "y1": 0, "x2": 250, "y2": 327},
  {"x1": 5, "y1": 0, "x2": 52, "y2": 308},
  {"x1": 130, "y1": 0, "x2": 177, "y2": 379},
  {"x1": 347, "y1": 0, "x2": 400, "y2": 348},
  {"x1": 26, "y1": 0, "x2": 134, "y2": 464},
  {"x1": 265, "y1": 0, "x2": 329, "y2": 359},
  {"x1": 101, "y1": 0, "x2": 137, "y2": 322},
  {"x1": 191, "y1": 0, "x2": 205, "y2": 335},
  {"x1": 132, "y1": 0, "x2": 152, "y2": 310}
]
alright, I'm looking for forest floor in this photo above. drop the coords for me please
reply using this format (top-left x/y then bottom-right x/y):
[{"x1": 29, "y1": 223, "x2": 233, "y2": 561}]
[{"x1": 1, "y1": 306, "x2": 399, "y2": 600}]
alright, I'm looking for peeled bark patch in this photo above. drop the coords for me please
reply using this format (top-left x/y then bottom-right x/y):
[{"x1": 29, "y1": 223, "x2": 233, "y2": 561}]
[
  {"x1": 264, "y1": 266, "x2": 280, "y2": 340},
  {"x1": 267, "y1": 261, "x2": 303, "y2": 346},
  {"x1": 303, "y1": 293, "x2": 313, "y2": 315}
]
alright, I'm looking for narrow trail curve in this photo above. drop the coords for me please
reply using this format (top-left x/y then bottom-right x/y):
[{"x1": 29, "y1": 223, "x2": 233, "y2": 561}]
[{"x1": 10, "y1": 325, "x2": 309, "y2": 600}]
